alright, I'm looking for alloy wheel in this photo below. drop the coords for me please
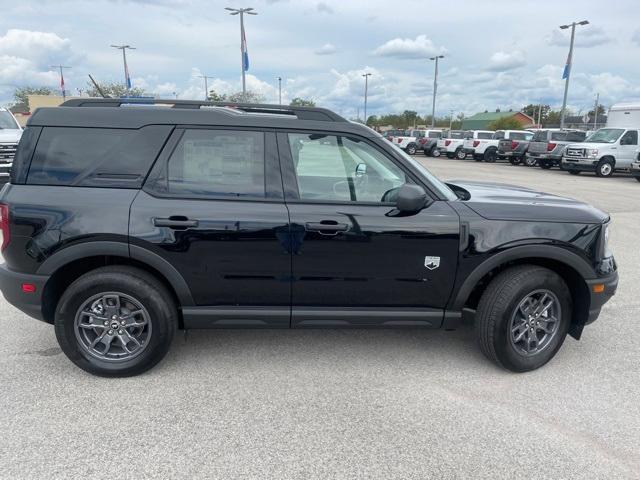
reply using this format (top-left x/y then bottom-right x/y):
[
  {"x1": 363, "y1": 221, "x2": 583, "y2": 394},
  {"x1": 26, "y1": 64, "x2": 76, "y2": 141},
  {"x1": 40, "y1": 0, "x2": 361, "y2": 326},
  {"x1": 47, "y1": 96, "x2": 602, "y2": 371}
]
[{"x1": 509, "y1": 289, "x2": 561, "y2": 356}]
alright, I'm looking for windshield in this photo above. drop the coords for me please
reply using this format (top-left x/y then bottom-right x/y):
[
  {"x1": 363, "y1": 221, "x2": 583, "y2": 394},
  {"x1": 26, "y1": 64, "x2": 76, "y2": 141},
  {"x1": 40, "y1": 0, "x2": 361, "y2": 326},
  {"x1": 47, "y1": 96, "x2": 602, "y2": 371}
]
[
  {"x1": 389, "y1": 142, "x2": 457, "y2": 200},
  {"x1": 0, "y1": 111, "x2": 19, "y2": 129},
  {"x1": 585, "y1": 128, "x2": 625, "y2": 143}
]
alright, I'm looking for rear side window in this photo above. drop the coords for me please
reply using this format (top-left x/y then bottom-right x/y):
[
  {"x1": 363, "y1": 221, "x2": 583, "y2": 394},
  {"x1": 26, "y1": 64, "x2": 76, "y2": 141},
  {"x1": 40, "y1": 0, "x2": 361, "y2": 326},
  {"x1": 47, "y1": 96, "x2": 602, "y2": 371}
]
[
  {"x1": 566, "y1": 131, "x2": 586, "y2": 142},
  {"x1": 27, "y1": 125, "x2": 171, "y2": 188},
  {"x1": 164, "y1": 129, "x2": 265, "y2": 198},
  {"x1": 477, "y1": 132, "x2": 493, "y2": 139}
]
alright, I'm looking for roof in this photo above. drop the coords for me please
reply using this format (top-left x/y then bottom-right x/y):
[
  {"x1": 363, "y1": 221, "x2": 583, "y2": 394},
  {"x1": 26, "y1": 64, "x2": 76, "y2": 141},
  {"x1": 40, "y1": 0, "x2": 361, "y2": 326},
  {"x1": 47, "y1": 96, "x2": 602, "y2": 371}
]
[
  {"x1": 464, "y1": 111, "x2": 521, "y2": 121},
  {"x1": 29, "y1": 99, "x2": 377, "y2": 137}
]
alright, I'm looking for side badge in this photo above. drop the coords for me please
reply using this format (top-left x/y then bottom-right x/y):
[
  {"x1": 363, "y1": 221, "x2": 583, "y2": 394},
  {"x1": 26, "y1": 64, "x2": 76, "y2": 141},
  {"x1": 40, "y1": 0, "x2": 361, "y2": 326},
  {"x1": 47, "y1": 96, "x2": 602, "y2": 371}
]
[{"x1": 424, "y1": 256, "x2": 440, "y2": 270}]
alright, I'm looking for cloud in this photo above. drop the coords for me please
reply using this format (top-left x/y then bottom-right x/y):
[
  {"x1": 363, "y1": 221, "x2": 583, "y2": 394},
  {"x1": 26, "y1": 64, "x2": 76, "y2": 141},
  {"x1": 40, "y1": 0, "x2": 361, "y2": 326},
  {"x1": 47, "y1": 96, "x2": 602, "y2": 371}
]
[
  {"x1": 546, "y1": 26, "x2": 612, "y2": 48},
  {"x1": 0, "y1": 29, "x2": 76, "y2": 67},
  {"x1": 315, "y1": 43, "x2": 337, "y2": 55},
  {"x1": 373, "y1": 35, "x2": 446, "y2": 59},
  {"x1": 486, "y1": 51, "x2": 526, "y2": 71},
  {"x1": 316, "y1": 2, "x2": 333, "y2": 14}
]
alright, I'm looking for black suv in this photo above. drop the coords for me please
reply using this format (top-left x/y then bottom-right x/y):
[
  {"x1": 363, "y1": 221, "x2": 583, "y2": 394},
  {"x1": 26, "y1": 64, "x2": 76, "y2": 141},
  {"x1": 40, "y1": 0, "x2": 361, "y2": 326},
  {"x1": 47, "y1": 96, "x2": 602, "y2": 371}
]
[{"x1": 0, "y1": 99, "x2": 618, "y2": 376}]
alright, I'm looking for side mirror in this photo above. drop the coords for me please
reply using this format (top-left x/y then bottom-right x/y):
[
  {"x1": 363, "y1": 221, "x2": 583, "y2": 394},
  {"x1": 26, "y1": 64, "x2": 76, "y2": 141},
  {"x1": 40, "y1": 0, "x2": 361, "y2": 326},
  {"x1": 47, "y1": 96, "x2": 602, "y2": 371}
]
[
  {"x1": 355, "y1": 163, "x2": 367, "y2": 177},
  {"x1": 396, "y1": 183, "x2": 428, "y2": 213}
]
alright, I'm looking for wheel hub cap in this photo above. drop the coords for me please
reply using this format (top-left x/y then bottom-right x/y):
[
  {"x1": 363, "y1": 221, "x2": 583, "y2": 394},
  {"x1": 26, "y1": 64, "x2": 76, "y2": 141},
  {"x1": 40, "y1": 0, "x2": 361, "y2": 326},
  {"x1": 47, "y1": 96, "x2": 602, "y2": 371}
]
[
  {"x1": 74, "y1": 292, "x2": 152, "y2": 362},
  {"x1": 509, "y1": 289, "x2": 561, "y2": 356}
]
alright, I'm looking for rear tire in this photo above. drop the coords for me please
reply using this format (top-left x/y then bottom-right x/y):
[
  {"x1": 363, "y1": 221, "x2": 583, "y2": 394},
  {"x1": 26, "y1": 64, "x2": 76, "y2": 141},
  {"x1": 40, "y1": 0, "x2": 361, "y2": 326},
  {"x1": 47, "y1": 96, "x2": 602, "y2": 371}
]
[
  {"x1": 475, "y1": 265, "x2": 571, "y2": 372},
  {"x1": 595, "y1": 158, "x2": 614, "y2": 177},
  {"x1": 54, "y1": 266, "x2": 177, "y2": 377},
  {"x1": 484, "y1": 148, "x2": 498, "y2": 162},
  {"x1": 406, "y1": 144, "x2": 417, "y2": 155},
  {"x1": 524, "y1": 156, "x2": 537, "y2": 167}
]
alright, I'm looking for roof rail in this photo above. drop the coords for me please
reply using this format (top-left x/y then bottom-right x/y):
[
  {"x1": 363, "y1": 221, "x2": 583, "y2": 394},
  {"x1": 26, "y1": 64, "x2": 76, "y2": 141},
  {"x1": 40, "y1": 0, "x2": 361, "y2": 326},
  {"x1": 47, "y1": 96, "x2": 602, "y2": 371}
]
[{"x1": 59, "y1": 98, "x2": 346, "y2": 122}]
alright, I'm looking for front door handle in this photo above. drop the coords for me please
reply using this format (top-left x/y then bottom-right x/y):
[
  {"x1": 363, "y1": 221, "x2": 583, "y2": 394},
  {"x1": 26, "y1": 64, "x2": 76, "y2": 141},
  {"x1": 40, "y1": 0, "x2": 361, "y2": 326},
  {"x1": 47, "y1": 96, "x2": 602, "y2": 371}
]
[
  {"x1": 153, "y1": 216, "x2": 199, "y2": 229},
  {"x1": 305, "y1": 221, "x2": 349, "y2": 235}
]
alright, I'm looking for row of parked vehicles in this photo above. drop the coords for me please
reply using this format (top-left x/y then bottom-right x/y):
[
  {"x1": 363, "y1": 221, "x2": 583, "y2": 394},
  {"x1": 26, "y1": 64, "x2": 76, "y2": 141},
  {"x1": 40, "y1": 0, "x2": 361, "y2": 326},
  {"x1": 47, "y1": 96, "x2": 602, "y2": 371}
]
[{"x1": 384, "y1": 103, "x2": 640, "y2": 181}]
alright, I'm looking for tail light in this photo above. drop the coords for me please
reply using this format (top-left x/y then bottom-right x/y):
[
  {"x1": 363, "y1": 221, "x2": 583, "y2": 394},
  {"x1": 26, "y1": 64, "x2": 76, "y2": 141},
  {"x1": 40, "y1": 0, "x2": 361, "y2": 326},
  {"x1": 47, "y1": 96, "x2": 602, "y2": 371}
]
[
  {"x1": 396, "y1": 138, "x2": 402, "y2": 143},
  {"x1": 547, "y1": 142, "x2": 557, "y2": 151},
  {"x1": 511, "y1": 141, "x2": 519, "y2": 150},
  {"x1": 418, "y1": 138, "x2": 427, "y2": 145},
  {"x1": 473, "y1": 140, "x2": 480, "y2": 147},
  {"x1": 0, "y1": 204, "x2": 9, "y2": 251},
  {"x1": 445, "y1": 140, "x2": 452, "y2": 146}
]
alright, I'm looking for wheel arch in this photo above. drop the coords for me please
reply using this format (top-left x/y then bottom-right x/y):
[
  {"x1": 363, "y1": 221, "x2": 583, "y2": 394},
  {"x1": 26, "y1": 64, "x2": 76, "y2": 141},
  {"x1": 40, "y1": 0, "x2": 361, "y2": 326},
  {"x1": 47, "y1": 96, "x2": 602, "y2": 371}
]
[
  {"x1": 448, "y1": 246, "x2": 594, "y2": 337},
  {"x1": 39, "y1": 242, "x2": 194, "y2": 325}
]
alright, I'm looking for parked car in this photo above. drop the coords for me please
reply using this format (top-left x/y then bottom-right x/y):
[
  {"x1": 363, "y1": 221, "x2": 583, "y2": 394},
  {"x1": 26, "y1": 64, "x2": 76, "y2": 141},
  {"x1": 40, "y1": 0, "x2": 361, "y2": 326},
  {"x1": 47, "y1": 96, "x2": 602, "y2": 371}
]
[
  {"x1": 631, "y1": 151, "x2": 640, "y2": 182},
  {"x1": 436, "y1": 130, "x2": 467, "y2": 158},
  {"x1": 417, "y1": 129, "x2": 444, "y2": 156},
  {"x1": 461, "y1": 130, "x2": 495, "y2": 161},
  {"x1": 392, "y1": 129, "x2": 428, "y2": 155},
  {"x1": 0, "y1": 108, "x2": 23, "y2": 183},
  {"x1": 527, "y1": 129, "x2": 587, "y2": 169},
  {"x1": 0, "y1": 98, "x2": 617, "y2": 376},
  {"x1": 382, "y1": 129, "x2": 406, "y2": 142},
  {"x1": 497, "y1": 130, "x2": 534, "y2": 165},
  {"x1": 562, "y1": 127, "x2": 640, "y2": 177}
]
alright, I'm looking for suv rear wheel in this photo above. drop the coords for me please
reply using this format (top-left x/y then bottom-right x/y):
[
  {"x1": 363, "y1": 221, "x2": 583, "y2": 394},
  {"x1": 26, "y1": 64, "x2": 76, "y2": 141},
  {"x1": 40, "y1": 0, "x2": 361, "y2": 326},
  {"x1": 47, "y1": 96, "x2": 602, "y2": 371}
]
[
  {"x1": 475, "y1": 265, "x2": 571, "y2": 372},
  {"x1": 54, "y1": 266, "x2": 177, "y2": 377}
]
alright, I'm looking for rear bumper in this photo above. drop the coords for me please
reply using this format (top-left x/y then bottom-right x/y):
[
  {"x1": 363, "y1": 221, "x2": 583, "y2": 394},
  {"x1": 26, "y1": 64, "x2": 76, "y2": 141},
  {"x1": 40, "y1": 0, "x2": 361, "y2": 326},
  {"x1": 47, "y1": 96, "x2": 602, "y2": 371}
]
[
  {"x1": 0, "y1": 263, "x2": 49, "y2": 321},
  {"x1": 584, "y1": 270, "x2": 618, "y2": 324}
]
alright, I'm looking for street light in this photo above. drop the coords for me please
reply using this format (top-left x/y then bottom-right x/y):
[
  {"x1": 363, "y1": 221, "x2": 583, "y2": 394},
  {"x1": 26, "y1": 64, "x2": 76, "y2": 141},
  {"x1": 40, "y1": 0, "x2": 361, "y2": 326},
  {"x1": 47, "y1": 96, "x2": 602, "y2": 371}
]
[
  {"x1": 197, "y1": 74, "x2": 215, "y2": 101},
  {"x1": 277, "y1": 77, "x2": 282, "y2": 105},
  {"x1": 225, "y1": 7, "x2": 257, "y2": 103},
  {"x1": 429, "y1": 55, "x2": 444, "y2": 128},
  {"x1": 558, "y1": 20, "x2": 589, "y2": 128},
  {"x1": 362, "y1": 73, "x2": 371, "y2": 124},
  {"x1": 110, "y1": 45, "x2": 136, "y2": 96}
]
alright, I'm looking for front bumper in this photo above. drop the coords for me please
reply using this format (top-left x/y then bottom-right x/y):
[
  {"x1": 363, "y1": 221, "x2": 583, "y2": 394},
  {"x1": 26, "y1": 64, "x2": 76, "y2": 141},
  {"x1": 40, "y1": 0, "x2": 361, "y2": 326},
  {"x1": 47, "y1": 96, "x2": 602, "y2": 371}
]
[
  {"x1": 562, "y1": 157, "x2": 598, "y2": 171},
  {"x1": 0, "y1": 263, "x2": 49, "y2": 321},
  {"x1": 528, "y1": 153, "x2": 561, "y2": 161},
  {"x1": 584, "y1": 268, "x2": 618, "y2": 324}
]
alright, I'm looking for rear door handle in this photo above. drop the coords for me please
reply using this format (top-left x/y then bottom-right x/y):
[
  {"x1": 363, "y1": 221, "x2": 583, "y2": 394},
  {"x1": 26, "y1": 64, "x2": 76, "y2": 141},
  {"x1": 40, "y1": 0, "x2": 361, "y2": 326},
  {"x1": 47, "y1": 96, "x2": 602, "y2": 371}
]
[
  {"x1": 153, "y1": 216, "x2": 199, "y2": 229},
  {"x1": 305, "y1": 221, "x2": 349, "y2": 235}
]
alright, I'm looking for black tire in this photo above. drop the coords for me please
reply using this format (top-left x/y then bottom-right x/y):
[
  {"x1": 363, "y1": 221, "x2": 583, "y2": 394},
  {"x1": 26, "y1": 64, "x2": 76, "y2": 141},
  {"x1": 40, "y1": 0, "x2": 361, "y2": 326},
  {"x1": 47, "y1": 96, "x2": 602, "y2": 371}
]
[
  {"x1": 54, "y1": 266, "x2": 177, "y2": 377},
  {"x1": 406, "y1": 143, "x2": 417, "y2": 155},
  {"x1": 539, "y1": 160, "x2": 553, "y2": 170},
  {"x1": 568, "y1": 170, "x2": 581, "y2": 175},
  {"x1": 484, "y1": 148, "x2": 498, "y2": 162},
  {"x1": 475, "y1": 265, "x2": 571, "y2": 372},
  {"x1": 455, "y1": 148, "x2": 466, "y2": 160},
  {"x1": 524, "y1": 156, "x2": 537, "y2": 167},
  {"x1": 432, "y1": 148, "x2": 441, "y2": 157},
  {"x1": 595, "y1": 158, "x2": 614, "y2": 177},
  {"x1": 508, "y1": 157, "x2": 521, "y2": 166},
  {"x1": 446, "y1": 152, "x2": 455, "y2": 159}
]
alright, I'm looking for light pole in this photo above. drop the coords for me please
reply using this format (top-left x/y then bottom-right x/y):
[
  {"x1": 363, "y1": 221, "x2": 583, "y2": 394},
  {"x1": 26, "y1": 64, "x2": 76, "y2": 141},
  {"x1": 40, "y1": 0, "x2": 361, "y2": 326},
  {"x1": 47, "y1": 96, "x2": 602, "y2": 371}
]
[
  {"x1": 277, "y1": 77, "x2": 282, "y2": 105},
  {"x1": 429, "y1": 55, "x2": 444, "y2": 127},
  {"x1": 559, "y1": 20, "x2": 589, "y2": 129},
  {"x1": 50, "y1": 65, "x2": 71, "y2": 100},
  {"x1": 592, "y1": 92, "x2": 600, "y2": 129},
  {"x1": 110, "y1": 45, "x2": 136, "y2": 96},
  {"x1": 197, "y1": 75, "x2": 215, "y2": 101},
  {"x1": 449, "y1": 109, "x2": 454, "y2": 130},
  {"x1": 225, "y1": 7, "x2": 257, "y2": 103},
  {"x1": 362, "y1": 72, "x2": 371, "y2": 124}
]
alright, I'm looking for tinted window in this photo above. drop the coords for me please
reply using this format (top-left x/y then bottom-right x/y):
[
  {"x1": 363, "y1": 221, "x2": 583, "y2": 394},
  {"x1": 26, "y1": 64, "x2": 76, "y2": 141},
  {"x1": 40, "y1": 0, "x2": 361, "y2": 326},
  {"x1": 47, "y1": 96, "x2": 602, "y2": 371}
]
[
  {"x1": 428, "y1": 131, "x2": 441, "y2": 138},
  {"x1": 288, "y1": 133, "x2": 407, "y2": 203},
  {"x1": 27, "y1": 126, "x2": 171, "y2": 187},
  {"x1": 532, "y1": 130, "x2": 548, "y2": 142},
  {"x1": 0, "y1": 111, "x2": 19, "y2": 129},
  {"x1": 566, "y1": 131, "x2": 586, "y2": 142},
  {"x1": 494, "y1": 131, "x2": 505, "y2": 139},
  {"x1": 550, "y1": 131, "x2": 568, "y2": 141},
  {"x1": 510, "y1": 132, "x2": 530, "y2": 141},
  {"x1": 621, "y1": 130, "x2": 638, "y2": 145},
  {"x1": 165, "y1": 129, "x2": 265, "y2": 197},
  {"x1": 477, "y1": 132, "x2": 493, "y2": 139}
]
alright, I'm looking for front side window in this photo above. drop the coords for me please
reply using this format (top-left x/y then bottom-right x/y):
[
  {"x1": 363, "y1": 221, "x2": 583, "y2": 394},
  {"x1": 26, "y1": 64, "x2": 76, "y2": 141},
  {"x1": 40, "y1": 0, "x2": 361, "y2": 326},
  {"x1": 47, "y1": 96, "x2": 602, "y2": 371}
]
[
  {"x1": 620, "y1": 130, "x2": 638, "y2": 146},
  {"x1": 165, "y1": 129, "x2": 265, "y2": 197},
  {"x1": 288, "y1": 133, "x2": 407, "y2": 203}
]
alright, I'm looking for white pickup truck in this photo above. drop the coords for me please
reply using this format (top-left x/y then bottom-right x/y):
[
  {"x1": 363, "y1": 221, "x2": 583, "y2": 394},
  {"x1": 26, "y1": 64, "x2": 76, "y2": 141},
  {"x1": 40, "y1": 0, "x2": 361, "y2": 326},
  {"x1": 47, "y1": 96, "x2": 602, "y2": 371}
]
[
  {"x1": 461, "y1": 129, "x2": 531, "y2": 162},
  {"x1": 436, "y1": 130, "x2": 467, "y2": 158},
  {"x1": 391, "y1": 129, "x2": 428, "y2": 155},
  {"x1": 0, "y1": 108, "x2": 23, "y2": 183},
  {"x1": 460, "y1": 130, "x2": 496, "y2": 161}
]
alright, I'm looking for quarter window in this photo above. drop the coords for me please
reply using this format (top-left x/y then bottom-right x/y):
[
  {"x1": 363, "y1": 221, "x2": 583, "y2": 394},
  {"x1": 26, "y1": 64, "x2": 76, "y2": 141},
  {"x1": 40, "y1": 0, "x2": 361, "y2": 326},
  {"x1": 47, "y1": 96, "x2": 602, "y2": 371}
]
[
  {"x1": 288, "y1": 133, "x2": 407, "y2": 203},
  {"x1": 165, "y1": 129, "x2": 265, "y2": 197}
]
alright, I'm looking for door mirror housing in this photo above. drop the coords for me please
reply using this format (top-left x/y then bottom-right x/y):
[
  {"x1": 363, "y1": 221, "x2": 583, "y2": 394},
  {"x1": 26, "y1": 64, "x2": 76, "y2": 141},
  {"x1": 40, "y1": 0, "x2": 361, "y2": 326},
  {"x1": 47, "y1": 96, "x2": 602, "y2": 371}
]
[
  {"x1": 355, "y1": 163, "x2": 367, "y2": 177},
  {"x1": 396, "y1": 183, "x2": 428, "y2": 213}
]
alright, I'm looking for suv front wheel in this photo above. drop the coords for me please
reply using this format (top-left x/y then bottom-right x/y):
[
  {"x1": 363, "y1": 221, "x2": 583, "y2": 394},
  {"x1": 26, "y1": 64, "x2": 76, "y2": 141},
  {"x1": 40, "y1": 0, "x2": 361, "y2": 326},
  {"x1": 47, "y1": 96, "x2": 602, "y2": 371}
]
[
  {"x1": 475, "y1": 265, "x2": 571, "y2": 372},
  {"x1": 54, "y1": 266, "x2": 177, "y2": 377}
]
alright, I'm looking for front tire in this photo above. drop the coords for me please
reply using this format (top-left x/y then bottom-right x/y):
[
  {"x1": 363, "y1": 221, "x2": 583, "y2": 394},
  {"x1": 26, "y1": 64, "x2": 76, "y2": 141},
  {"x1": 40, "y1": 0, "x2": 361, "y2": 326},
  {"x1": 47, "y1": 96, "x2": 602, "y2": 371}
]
[
  {"x1": 406, "y1": 143, "x2": 417, "y2": 155},
  {"x1": 432, "y1": 148, "x2": 441, "y2": 157},
  {"x1": 54, "y1": 266, "x2": 177, "y2": 377},
  {"x1": 539, "y1": 160, "x2": 553, "y2": 169},
  {"x1": 596, "y1": 158, "x2": 614, "y2": 177},
  {"x1": 456, "y1": 148, "x2": 466, "y2": 160},
  {"x1": 484, "y1": 148, "x2": 498, "y2": 162},
  {"x1": 524, "y1": 156, "x2": 537, "y2": 167},
  {"x1": 475, "y1": 265, "x2": 571, "y2": 372}
]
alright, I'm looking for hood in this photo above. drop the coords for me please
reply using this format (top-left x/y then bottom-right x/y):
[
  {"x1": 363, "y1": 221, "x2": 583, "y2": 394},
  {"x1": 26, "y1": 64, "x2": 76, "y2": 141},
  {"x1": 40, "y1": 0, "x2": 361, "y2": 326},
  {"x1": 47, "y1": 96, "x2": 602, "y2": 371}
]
[
  {"x1": 447, "y1": 180, "x2": 608, "y2": 224},
  {"x1": 0, "y1": 129, "x2": 22, "y2": 143},
  {"x1": 569, "y1": 142, "x2": 609, "y2": 150}
]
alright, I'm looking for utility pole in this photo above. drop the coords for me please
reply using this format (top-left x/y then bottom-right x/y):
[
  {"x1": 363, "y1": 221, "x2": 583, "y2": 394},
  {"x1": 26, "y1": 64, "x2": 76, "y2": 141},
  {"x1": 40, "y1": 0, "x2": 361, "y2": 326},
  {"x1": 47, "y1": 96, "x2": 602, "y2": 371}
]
[
  {"x1": 277, "y1": 77, "x2": 282, "y2": 105},
  {"x1": 197, "y1": 75, "x2": 215, "y2": 101},
  {"x1": 559, "y1": 20, "x2": 589, "y2": 128},
  {"x1": 429, "y1": 55, "x2": 444, "y2": 128},
  {"x1": 449, "y1": 109, "x2": 454, "y2": 130},
  {"x1": 593, "y1": 92, "x2": 600, "y2": 129},
  {"x1": 362, "y1": 72, "x2": 371, "y2": 125},
  {"x1": 50, "y1": 65, "x2": 71, "y2": 100},
  {"x1": 225, "y1": 7, "x2": 257, "y2": 102},
  {"x1": 110, "y1": 45, "x2": 136, "y2": 96}
]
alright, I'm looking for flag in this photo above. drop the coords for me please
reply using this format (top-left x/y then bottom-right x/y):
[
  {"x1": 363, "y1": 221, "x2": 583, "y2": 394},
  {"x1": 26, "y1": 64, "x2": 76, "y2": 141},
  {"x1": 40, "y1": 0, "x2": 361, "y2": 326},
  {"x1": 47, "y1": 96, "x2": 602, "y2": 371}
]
[
  {"x1": 125, "y1": 62, "x2": 132, "y2": 89},
  {"x1": 60, "y1": 71, "x2": 66, "y2": 97},
  {"x1": 241, "y1": 21, "x2": 249, "y2": 71},
  {"x1": 562, "y1": 55, "x2": 571, "y2": 79}
]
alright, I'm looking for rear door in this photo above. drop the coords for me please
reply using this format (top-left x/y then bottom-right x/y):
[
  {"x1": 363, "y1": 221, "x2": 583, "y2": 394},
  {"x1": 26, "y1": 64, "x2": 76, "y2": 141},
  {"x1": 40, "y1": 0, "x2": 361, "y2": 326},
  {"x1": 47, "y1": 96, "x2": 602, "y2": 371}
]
[
  {"x1": 129, "y1": 127, "x2": 291, "y2": 327},
  {"x1": 278, "y1": 131, "x2": 460, "y2": 327}
]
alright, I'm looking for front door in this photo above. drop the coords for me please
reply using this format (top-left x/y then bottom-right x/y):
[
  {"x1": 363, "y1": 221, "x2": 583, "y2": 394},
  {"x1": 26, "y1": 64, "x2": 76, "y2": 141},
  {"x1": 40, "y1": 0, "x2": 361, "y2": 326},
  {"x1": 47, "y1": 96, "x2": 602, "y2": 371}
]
[
  {"x1": 618, "y1": 130, "x2": 639, "y2": 167},
  {"x1": 277, "y1": 131, "x2": 460, "y2": 327},
  {"x1": 129, "y1": 127, "x2": 291, "y2": 327}
]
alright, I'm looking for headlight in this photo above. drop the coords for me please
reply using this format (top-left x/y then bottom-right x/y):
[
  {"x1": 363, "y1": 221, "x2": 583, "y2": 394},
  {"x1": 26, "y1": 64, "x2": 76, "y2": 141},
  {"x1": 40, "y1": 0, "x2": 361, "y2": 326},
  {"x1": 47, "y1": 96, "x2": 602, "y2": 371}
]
[
  {"x1": 602, "y1": 224, "x2": 612, "y2": 258},
  {"x1": 587, "y1": 149, "x2": 599, "y2": 158}
]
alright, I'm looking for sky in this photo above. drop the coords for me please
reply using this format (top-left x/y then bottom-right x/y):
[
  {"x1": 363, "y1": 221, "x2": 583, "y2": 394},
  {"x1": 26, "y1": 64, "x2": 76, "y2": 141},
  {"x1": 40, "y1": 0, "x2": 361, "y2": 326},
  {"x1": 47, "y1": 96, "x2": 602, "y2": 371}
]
[{"x1": 1, "y1": 0, "x2": 639, "y2": 119}]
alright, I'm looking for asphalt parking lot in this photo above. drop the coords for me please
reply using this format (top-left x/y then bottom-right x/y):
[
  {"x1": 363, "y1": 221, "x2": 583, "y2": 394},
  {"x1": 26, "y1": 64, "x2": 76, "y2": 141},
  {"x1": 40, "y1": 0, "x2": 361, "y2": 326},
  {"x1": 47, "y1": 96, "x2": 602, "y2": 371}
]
[{"x1": 1, "y1": 157, "x2": 639, "y2": 480}]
